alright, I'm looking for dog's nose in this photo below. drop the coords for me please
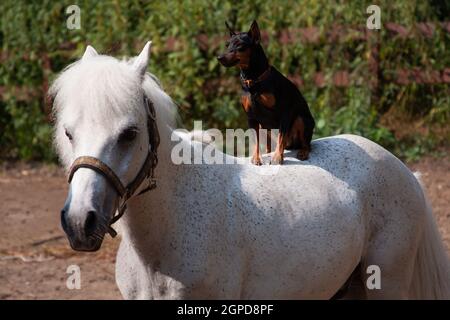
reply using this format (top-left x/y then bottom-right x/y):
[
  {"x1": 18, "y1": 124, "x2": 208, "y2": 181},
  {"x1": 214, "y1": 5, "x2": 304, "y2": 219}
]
[{"x1": 217, "y1": 55, "x2": 224, "y2": 61}]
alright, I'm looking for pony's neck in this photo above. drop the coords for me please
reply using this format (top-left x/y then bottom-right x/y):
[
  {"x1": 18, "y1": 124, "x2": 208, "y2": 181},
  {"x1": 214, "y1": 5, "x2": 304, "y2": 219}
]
[
  {"x1": 118, "y1": 126, "x2": 181, "y2": 257},
  {"x1": 154, "y1": 124, "x2": 175, "y2": 168}
]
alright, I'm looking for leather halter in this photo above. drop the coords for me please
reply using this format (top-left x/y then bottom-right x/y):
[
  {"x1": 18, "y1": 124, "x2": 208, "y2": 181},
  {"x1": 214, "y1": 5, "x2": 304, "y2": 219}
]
[
  {"x1": 67, "y1": 96, "x2": 160, "y2": 238},
  {"x1": 240, "y1": 66, "x2": 272, "y2": 89}
]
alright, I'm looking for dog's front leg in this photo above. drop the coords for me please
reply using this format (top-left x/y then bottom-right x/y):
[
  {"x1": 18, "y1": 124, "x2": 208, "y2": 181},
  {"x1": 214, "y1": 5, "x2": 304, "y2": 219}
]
[
  {"x1": 249, "y1": 120, "x2": 262, "y2": 166},
  {"x1": 265, "y1": 128, "x2": 272, "y2": 154},
  {"x1": 271, "y1": 132, "x2": 285, "y2": 165}
]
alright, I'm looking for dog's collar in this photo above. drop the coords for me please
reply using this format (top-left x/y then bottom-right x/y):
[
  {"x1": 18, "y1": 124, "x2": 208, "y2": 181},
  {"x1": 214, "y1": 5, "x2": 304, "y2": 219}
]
[{"x1": 240, "y1": 66, "x2": 272, "y2": 89}]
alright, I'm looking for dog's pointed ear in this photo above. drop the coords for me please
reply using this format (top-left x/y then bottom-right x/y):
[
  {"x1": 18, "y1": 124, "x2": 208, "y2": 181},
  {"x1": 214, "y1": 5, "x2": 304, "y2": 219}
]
[
  {"x1": 248, "y1": 20, "x2": 261, "y2": 44},
  {"x1": 82, "y1": 45, "x2": 98, "y2": 60},
  {"x1": 225, "y1": 21, "x2": 236, "y2": 36},
  {"x1": 133, "y1": 41, "x2": 152, "y2": 76}
]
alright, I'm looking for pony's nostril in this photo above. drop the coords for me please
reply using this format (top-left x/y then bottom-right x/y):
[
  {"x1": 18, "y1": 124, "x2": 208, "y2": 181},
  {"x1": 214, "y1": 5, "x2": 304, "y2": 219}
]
[
  {"x1": 84, "y1": 210, "x2": 97, "y2": 237},
  {"x1": 60, "y1": 209, "x2": 68, "y2": 232}
]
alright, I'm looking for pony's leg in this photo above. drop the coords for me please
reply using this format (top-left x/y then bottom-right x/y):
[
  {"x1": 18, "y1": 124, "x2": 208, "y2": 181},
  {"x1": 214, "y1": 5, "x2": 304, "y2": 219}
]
[
  {"x1": 332, "y1": 264, "x2": 368, "y2": 300},
  {"x1": 358, "y1": 169, "x2": 429, "y2": 299},
  {"x1": 339, "y1": 277, "x2": 367, "y2": 300},
  {"x1": 361, "y1": 237, "x2": 418, "y2": 299}
]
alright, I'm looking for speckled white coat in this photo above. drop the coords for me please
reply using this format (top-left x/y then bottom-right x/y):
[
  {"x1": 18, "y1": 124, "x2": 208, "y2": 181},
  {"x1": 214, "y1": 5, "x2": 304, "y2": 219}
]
[
  {"x1": 116, "y1": 132, "x2": 449, "y2": 299},
  {"x1": 53, "y1": 44, "x2": 449, "y2": 300}
]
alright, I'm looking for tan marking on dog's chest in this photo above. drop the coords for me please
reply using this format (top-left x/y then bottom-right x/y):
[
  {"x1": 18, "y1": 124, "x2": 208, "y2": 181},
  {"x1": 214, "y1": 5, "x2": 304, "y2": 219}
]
[
  {"x1": 257, "y1": 93, "x2": 276, "y2": 108},
  {"x1": 241, "y1": 94, "x2": 252, "y2": 112}
]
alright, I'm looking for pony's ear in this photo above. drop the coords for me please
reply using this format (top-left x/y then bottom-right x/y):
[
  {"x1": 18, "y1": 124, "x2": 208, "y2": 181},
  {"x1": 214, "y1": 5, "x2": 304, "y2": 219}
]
[
  {"x1": 248, "y1": 20, "x2": 261, "y2": 44},
  {"x1": 46, "y1": 87, "x2": 57, "y2": 113},
  {"x1": 133, "y1": 41, "x2": 152, "y2": 77},
  {"x1": 82, "y1": 45, "x2": 98, "y2": 60}
]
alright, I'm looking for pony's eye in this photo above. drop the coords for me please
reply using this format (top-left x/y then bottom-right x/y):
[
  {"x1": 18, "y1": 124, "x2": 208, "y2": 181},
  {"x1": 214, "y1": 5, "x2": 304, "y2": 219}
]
[
  {"x1": 119, "y1": 127, "x2": 138, "y2": 142},
  {"x1": 65, "y1": 129, "x2": 73, "y2": 141}
]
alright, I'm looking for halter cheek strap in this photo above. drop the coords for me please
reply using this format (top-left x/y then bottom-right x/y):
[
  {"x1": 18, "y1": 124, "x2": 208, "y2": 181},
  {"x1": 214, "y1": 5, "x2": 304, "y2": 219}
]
[{"x1": 67, "y1": 96, "x2": 159, "y2": 238}]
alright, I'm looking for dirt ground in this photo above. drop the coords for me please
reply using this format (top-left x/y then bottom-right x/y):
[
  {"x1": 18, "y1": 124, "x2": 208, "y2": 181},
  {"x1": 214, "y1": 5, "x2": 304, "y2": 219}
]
[{"x1": 0, "y1": 154, "x2": 449, "y2": 300}]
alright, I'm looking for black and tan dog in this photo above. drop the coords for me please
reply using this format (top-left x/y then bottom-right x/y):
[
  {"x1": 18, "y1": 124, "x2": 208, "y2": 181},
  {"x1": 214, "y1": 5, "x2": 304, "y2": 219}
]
[{"x1": 217, "y1": 20, "x2": 315, "y2": 165}]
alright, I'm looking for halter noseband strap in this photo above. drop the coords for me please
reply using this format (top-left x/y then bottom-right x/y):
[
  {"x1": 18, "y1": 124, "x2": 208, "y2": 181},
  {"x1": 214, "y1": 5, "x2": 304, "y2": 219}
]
[
  {"x1": 67, "y1": 96, "x2": 160, "y2": 238},
  {"x1": 68, "y1": 156, "x2": 127, "y2": 197}
]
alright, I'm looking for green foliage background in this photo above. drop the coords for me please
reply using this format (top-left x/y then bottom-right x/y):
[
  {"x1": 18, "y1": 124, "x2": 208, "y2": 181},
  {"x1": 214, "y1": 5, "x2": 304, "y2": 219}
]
[{"x1": 0, "y1": 0, "x2": 449, "y2": 161}]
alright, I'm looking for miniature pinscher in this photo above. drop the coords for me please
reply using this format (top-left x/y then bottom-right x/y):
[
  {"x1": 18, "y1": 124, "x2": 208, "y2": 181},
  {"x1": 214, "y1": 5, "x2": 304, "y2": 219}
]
[{"x1": 217, "y1": 20, "x2": 315, "y2": 165}]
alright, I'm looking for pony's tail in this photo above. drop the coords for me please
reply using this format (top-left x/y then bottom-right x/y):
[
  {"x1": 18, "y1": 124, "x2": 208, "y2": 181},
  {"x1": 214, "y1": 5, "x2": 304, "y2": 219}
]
[{"x1": 409, "y1": 172, "x2": 450, "y2": 299}]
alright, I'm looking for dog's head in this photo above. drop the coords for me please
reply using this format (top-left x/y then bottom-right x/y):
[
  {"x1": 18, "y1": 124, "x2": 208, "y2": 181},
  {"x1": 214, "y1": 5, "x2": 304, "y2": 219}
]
[{"x1": 217, "y1": 20, "x2": 261, "y2": 69}]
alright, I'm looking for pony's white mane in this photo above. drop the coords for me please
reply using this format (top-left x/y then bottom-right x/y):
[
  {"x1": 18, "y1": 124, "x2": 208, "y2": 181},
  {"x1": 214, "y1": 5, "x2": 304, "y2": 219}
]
[{"x1": 50, "y1": 54, "x2": 178, "y2": 168}]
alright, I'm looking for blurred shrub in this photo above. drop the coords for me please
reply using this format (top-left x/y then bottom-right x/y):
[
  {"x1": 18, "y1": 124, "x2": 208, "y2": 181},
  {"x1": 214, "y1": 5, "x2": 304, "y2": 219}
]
[{"x1": 0, "y1": 0, "x2": 448, "y2": 161}]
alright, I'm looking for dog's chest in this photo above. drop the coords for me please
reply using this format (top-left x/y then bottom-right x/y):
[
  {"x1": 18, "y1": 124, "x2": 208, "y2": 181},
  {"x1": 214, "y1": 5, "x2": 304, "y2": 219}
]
[{"x1": 241, "y1": 91, "x2": 279, "y2": 126}]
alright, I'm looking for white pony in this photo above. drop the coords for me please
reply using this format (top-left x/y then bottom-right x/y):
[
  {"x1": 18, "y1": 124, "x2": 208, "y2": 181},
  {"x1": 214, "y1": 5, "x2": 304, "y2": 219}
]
[{"x1": 50, "y1": 43, "x2": 450, "y2": 299}]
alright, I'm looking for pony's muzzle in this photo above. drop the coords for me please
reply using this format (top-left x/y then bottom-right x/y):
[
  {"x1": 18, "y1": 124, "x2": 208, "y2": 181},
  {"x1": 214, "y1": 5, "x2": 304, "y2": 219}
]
[
  {"x1": 61, "y1": 205, "x2": 104, "y2": 252},
  {"x1": 60, "y1": 169, "x2": 115, "y2": 252}
]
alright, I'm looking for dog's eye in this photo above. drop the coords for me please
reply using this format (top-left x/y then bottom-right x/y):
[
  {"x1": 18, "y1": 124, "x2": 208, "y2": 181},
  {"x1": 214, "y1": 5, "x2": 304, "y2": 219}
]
[
  {"x1": 65, "y1": 129, "x2": 73, "y2": 141},
  {"x1": 118, "y1": 127, "x2": 139, "y2": 142}
]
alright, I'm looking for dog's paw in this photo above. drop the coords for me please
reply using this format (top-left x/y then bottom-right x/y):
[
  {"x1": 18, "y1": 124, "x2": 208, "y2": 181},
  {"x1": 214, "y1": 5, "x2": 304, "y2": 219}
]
[
  {"x1": 297, "y1": 149, "x2": 310, "y2": 161},
  {"x1": 251, "y1": 155, "x2": 263, "y2": 166},
  {"x1": 270, "y1": 153, "x2": 284, "y2": 165}
]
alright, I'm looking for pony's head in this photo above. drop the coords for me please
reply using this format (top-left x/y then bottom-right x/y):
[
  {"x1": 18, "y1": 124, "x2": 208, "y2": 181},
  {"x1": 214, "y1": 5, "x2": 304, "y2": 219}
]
[{"x1": 50, "y1": 42, "x2": 173, "y2": 251}]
